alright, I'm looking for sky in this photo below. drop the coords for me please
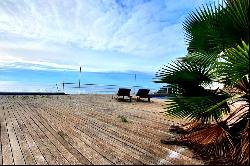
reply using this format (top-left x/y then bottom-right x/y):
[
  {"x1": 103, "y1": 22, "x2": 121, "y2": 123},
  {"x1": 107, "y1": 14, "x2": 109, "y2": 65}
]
[{"x1": 0, "y1": 0, "x2": 216, "y2": 74}]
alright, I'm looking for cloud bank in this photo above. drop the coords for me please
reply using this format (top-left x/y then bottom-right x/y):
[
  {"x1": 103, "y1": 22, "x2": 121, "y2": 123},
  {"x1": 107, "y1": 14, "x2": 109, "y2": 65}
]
[{"x1": 0, "y1": 0, "x2": 215, "y2": 72}]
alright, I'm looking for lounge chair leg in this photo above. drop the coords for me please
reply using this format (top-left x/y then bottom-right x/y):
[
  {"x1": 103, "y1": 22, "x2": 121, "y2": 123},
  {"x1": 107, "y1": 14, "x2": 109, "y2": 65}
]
[{"x1": 148, "y1": 97, "x2": 150, "y2": 102}]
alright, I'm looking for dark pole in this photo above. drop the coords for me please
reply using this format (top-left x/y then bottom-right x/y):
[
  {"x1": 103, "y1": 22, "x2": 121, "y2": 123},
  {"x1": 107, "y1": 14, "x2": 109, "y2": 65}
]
[
  {"x1": 79, "y1": 66, "x2": 81, "y2": 88},
  {"x1": 134, "y1": 74, "x2": 136, "y2": 94}
]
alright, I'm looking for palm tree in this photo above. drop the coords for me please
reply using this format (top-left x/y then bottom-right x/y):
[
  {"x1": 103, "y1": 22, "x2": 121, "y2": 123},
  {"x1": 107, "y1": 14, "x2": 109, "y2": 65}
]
[{"x1": 155, "y1": 0, "x2": 249, "y2": 164}]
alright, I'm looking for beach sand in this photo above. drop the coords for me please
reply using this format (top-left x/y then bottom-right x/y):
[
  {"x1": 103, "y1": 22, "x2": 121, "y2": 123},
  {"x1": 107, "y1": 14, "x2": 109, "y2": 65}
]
[{"x1": 0, "y1": 94, "x2": 203, "y2": 165}]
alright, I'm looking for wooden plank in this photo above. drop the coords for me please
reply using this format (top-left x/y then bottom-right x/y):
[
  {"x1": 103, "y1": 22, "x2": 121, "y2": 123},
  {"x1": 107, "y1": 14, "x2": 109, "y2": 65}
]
[
  {"x1": 43, "y1": 101, "x2": 158, "y2": 155},
  {"x1": 38, "y1": 102, "x2": 155, "y2": 164},
  {"x1": 43, "y1": 108, "x2": 138, "y2": 165},
  {"x1": 13, "y1": 102, "x2": 58, "y2": 165},
  {"x1": 78, "y1": 103, "x2": 170, "y2": 127},
  {"x1": 29, "y1": 104, "x2": 111, "y2": 165},
  {"x1": 75, "y1": 106, "x2": 201, "y2": 165},
  {"x1": 46, "y1": 100, "x2": 168, "y2": 141},
  {"x1": 36, "y1": 96, "x2": 203, "y2": 164},
  {"x1": 46, "y1": 104, "x2": 160, "y2": 155},
  {"x1": 7, "y1": 103, "x2": 36, "y2": 165},
  {"x1": 21, "y1": 113, "x2": 70, "y2": 165},
  {"x1": 74, "y1": 126, "x2": 145, "y2": 165},
  {"x1": 57, "y1": 130, "x2": 111, "y2": 165},
  {"x1": 0, "y1": 133, "x2": 2, "y2": 166},
  {"x1": 10, "y1": 101, "x2": 47, "y2": 165},
  {"x1": 19, "y1": 103, "x2": 72, "y2": 165},
  {"x1": 0, "y1": 108, "x2": 14, "y2": 165},
  {"x1": 79, "y1": 105, "x2": 168, "y2": 137},
  {"x1": 57, "y1": 101, "x2": 167, "y2": 146},
  {"x1": 76, "y1": 122, "x2": 157, "y2": 164},
  {"x1": 72, "y1": 96, "x2": 201, "y2": 164},
  {"x1": 19, "y1": 102, "x2": 81, "y2": 165},
  {"x1": 18, "y1": 100, "x2": 90, "y2": 165},
  {"x1": 0, "y1": 107, "x2": 3, "y2": 165},
  {"x1": 38, "y1": 110, "x2": 111, "y2": 165},
  {"x1": 0, "y1": 132, "x2": 3, "y2": 165},
  {"x1": 5, "y1": 111, "x2": 25, "y2": 165},
  {"x1": 0, "y1": 95, "x2": 204, "y2": 165},
  {"x1": 37, "y1": 102, "x2": 144, "y2": 165},
  {"x1": 29, "y1": 112, "x2": 93, "y2": 165},
  {"x1": 44, "y1": 97, "x2": 200, "y2": 165}
]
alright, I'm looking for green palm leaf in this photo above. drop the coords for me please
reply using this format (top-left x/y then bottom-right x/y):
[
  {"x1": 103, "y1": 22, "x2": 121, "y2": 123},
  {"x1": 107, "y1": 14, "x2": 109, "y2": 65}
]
[
  {"x1": 155, "y1": 59, "x2": 214, "y2": 95},
  {"x1": 184, "y1": 52, "x2": 221, "y2": 80},
  {"x1": 184, "y1": 52, "x2": 218, "y2": 68},
  {"x1": 183, "y1": 0, "x2": 249, "y2": 53},
  {"x1": 183, "y1": 2, "x2": 222, "y2": 53},
  {"x1": 158, "y1": 0, "x2": 249, "y2": 164},
  {"x1": 164, "y1": 90, "x2": 231, "y2": 123},
  {"x1": 219, "y1": 41, "x2": 249, "y2": 88}
]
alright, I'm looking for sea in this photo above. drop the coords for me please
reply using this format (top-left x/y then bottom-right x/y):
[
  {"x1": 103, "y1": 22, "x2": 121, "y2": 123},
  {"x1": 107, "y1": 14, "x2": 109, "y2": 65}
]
[{"x1": 0, "y1": 69, "x2": 165, "y2": 94}]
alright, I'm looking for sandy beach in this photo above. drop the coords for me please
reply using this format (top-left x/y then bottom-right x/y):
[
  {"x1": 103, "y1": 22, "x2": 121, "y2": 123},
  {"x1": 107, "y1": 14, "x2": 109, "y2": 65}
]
[{"x1": 0, "y1": 94, "x2": 203, "y2": 165}]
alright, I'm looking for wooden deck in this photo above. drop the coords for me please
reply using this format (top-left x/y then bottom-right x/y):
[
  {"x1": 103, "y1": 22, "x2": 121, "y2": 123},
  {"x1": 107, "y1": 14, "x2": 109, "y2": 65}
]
[{"x1": 0, "y1": 95, "x2": 203, "y2": 165}]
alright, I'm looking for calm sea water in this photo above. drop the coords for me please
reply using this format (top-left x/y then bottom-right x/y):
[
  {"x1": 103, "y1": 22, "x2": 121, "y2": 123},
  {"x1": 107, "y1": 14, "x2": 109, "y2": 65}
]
[{"x1": 0, "y1": 69, "x2": 164, "y2": 94}]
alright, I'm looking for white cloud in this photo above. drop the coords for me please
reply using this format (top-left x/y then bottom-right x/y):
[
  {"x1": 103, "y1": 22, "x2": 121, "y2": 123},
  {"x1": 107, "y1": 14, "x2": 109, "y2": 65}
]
[
  {"x1": 0, "y1": 0, "x2": 216, "y2": 72},
  {"x1": 0, "y1": 54, "x2": 77, "y2": 71}
]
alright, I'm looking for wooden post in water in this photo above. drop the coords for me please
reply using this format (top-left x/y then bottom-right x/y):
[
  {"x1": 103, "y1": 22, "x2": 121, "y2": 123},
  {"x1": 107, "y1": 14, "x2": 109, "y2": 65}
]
[
  {"x1": 78, "y1": 66, "x2": 81, "y2": 94},
  {"x1": 134, "y1": 74, "x2": 136, "y2": 94}
]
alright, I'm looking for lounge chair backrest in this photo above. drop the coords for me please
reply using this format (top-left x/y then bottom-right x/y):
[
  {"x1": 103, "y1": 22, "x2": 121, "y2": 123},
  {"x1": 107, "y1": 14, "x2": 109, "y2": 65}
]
[
  {"x1": 117, "y1": 88, "x2": 131, "y2": 96},
  {"x1": 136, "y1": 89, "x2": 150, "y2": 97}
]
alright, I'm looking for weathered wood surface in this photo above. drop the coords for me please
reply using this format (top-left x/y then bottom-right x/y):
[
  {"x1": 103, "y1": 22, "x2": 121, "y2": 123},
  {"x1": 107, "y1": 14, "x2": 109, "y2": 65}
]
[{"x1": 0, "y1": 95, "x2": 204, "y2": 165}]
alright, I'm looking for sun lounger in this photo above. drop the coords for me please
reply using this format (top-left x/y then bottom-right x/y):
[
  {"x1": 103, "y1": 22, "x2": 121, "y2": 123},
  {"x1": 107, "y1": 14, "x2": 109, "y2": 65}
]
[
  {"x1": 136, "y1": 89, "x2": 151, "y2": 102},
  {"x1": 116, "y1": 88, "x2": 132, "y2": 102}
]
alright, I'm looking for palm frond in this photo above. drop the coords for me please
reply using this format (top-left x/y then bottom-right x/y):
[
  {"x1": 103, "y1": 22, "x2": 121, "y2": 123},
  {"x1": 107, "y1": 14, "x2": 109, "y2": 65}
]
[
  {"x1": 184, "y1": 0, "x2": 249, "y2": 53},
  {"x1": 235, "y1": 77, "x2": 249, "y2": 95},
  {"x1": 184, "y1": 51, "x2": 219, "y2": 69},
  {"x1": 219, "y1": 41, "x2": 249, "y2": 89},
  {"x1": 155, "y1": 60, "x2": 214, "y2": 95},
  {"x1": 169, "y1": 120, "x2": 205, "y2": 134},
  {"x1": 225, "y1": 97, "x2": 249, "y2": 127},
  {"x1": 225, "y1": 0, "x2": 249, "y2": 37},
  {"x1": 179, "y1": 122, "x2": 234, "y2": 157},
  {"x1": 164, "y1": 90, "x2": 231, "y2": 123},
  {"x1": 232, "y1": 120, "x2": 249, "y2": 165},
  {"x1": 183, "y1": 1, "x2": 222, "y2": 53},
  {"x1": 158, "y1": 0, "x2": 249, "y2": 164}
]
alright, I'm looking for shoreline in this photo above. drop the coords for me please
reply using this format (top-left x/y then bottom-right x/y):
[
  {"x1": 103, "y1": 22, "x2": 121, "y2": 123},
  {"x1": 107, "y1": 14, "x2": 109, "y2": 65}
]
[
  {"x1": 0, "y1": 91, "x2": 171, "y2": 98},
  {"x1": 0, "y1": 92, "x2": 66, "y2": 95}
]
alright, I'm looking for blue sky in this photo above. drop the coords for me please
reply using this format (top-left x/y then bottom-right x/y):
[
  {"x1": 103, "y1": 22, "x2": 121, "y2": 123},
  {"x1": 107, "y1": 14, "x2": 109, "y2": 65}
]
[{"x1": 0, "y1": 0, "x2": 215, "y2": 73}]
